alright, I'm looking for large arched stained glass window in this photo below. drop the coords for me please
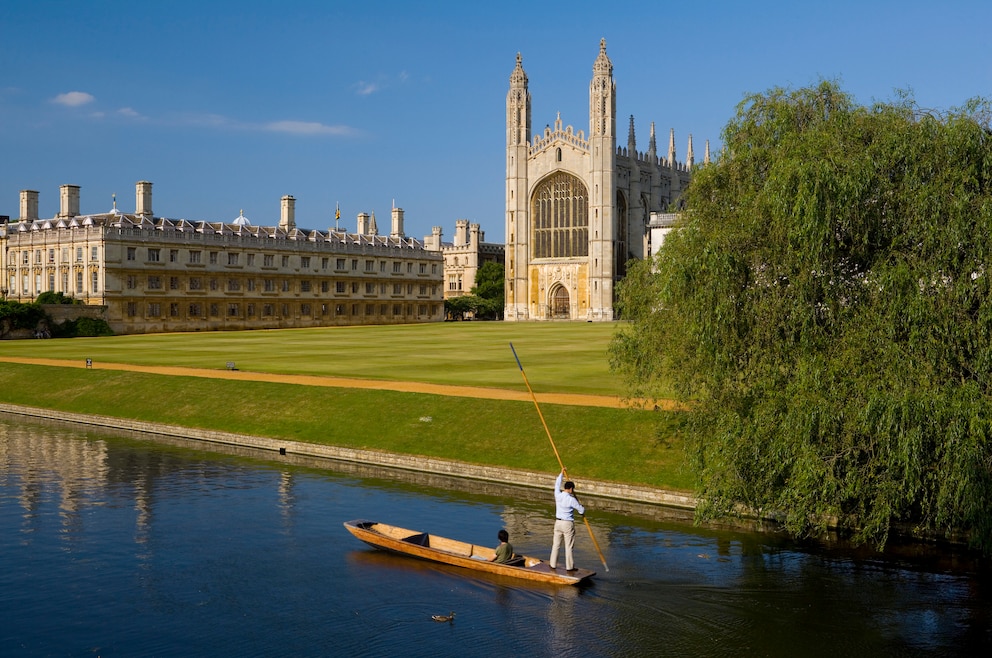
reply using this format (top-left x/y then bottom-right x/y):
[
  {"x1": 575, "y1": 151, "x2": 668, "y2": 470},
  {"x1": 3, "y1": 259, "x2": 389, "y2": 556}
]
[{"x1": 531, "y1": 172, "x2": 588, "y2": 258}]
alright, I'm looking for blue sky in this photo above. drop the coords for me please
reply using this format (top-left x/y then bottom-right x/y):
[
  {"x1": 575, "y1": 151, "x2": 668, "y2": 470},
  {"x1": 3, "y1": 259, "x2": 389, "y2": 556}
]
[{"x1": 2, "y1": 0, "x2": 989, "y2": 241}]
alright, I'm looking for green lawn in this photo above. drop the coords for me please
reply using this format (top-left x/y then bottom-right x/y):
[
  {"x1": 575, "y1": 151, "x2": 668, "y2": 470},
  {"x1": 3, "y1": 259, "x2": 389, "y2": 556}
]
[
  {"x1": 0, "y1": 323, "x2": 695, "y2": 491},
  {"x1": 0, "y1": 322, "x2": 621, "y2": 395}
]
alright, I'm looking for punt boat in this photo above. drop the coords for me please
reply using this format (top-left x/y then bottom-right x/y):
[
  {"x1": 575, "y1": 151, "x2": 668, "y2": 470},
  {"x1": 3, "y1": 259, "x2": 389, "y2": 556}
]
[{"x1": 343, "y1": 519, "x2": 595, "y2": 585}]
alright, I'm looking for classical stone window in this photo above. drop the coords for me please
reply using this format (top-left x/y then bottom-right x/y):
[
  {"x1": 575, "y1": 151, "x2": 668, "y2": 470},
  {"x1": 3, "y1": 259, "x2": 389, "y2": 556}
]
[{"x1": 532, "y1": 172, "x2": 588, "y2": 258}]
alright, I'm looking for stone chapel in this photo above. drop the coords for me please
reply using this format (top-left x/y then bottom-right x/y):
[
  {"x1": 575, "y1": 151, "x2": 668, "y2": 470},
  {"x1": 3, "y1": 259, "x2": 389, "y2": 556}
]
[{"x1": 504, "y1": 39, "x2": 705, "y2": 321}]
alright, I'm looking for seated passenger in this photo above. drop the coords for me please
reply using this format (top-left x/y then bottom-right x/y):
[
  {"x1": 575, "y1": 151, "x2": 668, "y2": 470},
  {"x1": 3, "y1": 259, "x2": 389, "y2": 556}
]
[{"x1": 490, "y1": 529, "x2": 514, "y2": 564}]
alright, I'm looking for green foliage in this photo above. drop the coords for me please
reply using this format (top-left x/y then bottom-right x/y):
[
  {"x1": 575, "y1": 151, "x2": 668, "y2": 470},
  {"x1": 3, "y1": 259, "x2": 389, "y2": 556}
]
[
  {"x1": 0, "y1": 300, "x2": 47, "y2": 330},
  {"x1": 611, "y1": 81, "x2": 992, "y2": 550},
  {"x1": 444, "y1": 294, "x2": 480, "y2": 319},
  {"x1": 36, "y1": 291, "x2": 77, "y2": 305},
  {"x1": 472, "y1": 261, "x2": 505, "y2": 300},
  {"x1": 52, "y1": 317, "x2": 115, "y2": 338}
]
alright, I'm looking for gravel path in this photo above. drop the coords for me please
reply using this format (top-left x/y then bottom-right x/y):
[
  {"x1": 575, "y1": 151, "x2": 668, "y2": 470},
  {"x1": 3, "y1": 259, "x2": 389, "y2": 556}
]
[{"x1": 0, "y1": 356, "x2": 678, "y2": 409}]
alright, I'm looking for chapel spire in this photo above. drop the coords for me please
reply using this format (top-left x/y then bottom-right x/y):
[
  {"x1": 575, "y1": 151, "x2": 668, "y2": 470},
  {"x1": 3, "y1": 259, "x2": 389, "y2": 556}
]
[
  {"x1": 589, "y1": 38, "x2": 615, "y2": 138},
  {"x1": 509, "y1": 52, "x2": 528, "y2": 88},
  {"x1": 687, "y1": 134, "x2": 694, "y2": 168},
  {"x1": 668, "y1": 128, "x2": 676, "y2": 166},
  {"x1": 506, "y1": 51, "x2": 531, "y2": 147},
  {"x1": 592, "y1": 37, "x2": 612, "y2": 77}
]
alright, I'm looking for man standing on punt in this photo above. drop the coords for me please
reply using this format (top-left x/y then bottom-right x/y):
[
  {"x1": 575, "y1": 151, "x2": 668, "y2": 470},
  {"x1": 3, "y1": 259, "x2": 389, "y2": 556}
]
[{"x1": 549, "y1": 468, "x2": 585, "y2": 571}]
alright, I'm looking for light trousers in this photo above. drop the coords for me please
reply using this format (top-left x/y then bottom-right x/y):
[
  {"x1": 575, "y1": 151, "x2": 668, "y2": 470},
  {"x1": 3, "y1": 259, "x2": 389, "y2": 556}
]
[{"x1": 550, "y1": 519, "x2": 576, "y2": 570}]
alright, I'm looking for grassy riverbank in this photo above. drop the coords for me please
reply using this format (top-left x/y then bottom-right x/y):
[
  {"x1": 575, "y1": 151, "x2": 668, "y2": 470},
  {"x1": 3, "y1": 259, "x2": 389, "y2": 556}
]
[{"x1": 0, "y1": 324, "x2": 692, "y2": 490}]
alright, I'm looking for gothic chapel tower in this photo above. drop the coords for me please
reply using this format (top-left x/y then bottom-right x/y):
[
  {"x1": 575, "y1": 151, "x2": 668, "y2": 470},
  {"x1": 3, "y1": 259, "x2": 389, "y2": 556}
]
[
  {"x1": 504, "y1": 39, "x2": 694, "y2": 321},
  {"x1": 505, "y1": 52, "x2": 531, "y2": 321},
  {"x1": 504, "y1": 39, "x2": 617, "y2": 321}
]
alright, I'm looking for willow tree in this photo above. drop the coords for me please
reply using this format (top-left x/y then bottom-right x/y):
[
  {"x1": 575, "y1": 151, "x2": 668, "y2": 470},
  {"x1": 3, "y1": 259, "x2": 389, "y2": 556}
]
[{"x1": 611, "y1": 82, "x2": 992, "y2": 550}]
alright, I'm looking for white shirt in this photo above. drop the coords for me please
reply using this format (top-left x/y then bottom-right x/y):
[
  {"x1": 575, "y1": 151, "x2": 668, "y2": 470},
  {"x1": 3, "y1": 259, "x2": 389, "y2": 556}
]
[{"x1": 554, "y1": 472, "x2": 585, "y2": 521}]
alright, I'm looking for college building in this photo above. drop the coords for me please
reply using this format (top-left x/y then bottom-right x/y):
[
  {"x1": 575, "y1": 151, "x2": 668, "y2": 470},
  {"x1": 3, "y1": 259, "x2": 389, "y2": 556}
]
[
  {"x1": 505, "y1": 39, "x2": 706, "y2": 321},
  {"x1": 0, "y1": 182, "x2": 444, "y2": 334},
  {"x1": 423, "y1": 220, "x2": 505, "y2": 301}
]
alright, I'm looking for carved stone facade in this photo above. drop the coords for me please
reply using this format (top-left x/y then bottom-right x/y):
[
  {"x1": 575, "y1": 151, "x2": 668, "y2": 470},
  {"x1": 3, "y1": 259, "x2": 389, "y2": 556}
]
[
  {"x1": 1, "y1": 182, "x2": 444, "y2": 334},
  {"x1": 505, "y1": 40, "x2": 705, "y2": 321}
]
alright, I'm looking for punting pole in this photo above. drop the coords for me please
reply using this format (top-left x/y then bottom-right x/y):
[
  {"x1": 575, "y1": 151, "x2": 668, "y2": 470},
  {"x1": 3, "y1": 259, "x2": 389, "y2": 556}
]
[{"x1": 510, "y1": 343, "x2": 609, "y2": 571}]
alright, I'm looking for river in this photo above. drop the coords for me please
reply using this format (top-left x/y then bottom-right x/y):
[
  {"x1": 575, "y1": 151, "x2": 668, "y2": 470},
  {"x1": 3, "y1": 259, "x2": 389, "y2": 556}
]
[{"x1": 1, "y1": 414, "x2": 988, "y2": 656}]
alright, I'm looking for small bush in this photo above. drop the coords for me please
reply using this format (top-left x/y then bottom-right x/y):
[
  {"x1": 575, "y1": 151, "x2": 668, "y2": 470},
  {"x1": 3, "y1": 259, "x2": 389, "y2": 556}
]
[
  {"x1": 36, "y1": 291, "x2": 77, "y2": 305},
  {"x1": 53, "y1": 317, "x2": 115, "y2": 338}
]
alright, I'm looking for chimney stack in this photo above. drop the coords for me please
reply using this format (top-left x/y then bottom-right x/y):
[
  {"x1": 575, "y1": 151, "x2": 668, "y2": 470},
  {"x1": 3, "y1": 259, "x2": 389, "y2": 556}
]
[
  {"x1": 279, "y1": 195, "x2": 296, "y2": 230},
  {"x1": 390, "y1": 206, "x2": 405, "y2": 238},
  {"x1": 136, "y1": 181, "x2": 153, "y2": 217},
  {"x1": 19, "y1": 190, "x2": 39, "y2": 221},
  {"x1": 59, "y1": 184, "x2": 80, "y2": 219}
]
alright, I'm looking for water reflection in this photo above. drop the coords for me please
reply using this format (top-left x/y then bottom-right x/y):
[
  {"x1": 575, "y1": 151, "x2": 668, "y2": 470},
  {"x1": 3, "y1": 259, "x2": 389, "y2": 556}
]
[{"x1": 1, "y1": 413, "x2": 990, "y2": 657}]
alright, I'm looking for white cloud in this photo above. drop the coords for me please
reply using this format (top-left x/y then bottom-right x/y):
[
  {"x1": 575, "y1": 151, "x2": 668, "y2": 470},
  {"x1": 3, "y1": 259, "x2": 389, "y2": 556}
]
[
  {"x1": 117, "y1": 107, "x2": 143, "y2": 119},
  {"x1": 354, "y1": 81, "x2": 380, "y2": 96},
  {"x1": 265, "y1": 120, "x2": 355, "y2": 136},
  {"x1": 53, "y1": 91, "x2": 95, "y2": 107}
]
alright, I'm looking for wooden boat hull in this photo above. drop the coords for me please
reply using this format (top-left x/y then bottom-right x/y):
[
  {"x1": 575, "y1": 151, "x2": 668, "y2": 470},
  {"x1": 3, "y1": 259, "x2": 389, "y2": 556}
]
[{"x1": 343, "y1": 519, "x2": 595, "y2": 585}]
